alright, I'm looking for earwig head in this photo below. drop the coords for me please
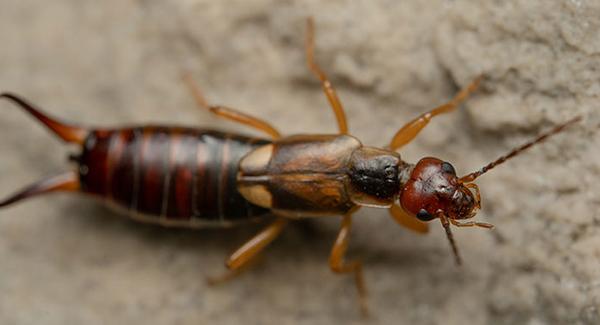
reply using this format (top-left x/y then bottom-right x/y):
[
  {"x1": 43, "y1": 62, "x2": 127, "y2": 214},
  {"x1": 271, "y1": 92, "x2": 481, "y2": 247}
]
[
  {"x1": 399, "y1": 157, "x2": 479, "y2": 222},
  {"x1": 398, "y1": 157, "x2": 483, "y2": 265},
  {"x1": 396, "y1": 117, "x2": 580, "y2": 265}
]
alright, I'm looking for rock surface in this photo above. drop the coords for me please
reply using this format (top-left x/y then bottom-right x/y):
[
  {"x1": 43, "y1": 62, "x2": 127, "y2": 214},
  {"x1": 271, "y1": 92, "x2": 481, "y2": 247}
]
[{"x1": 0, "y1": 1, "x2": 598, "y2": 324}]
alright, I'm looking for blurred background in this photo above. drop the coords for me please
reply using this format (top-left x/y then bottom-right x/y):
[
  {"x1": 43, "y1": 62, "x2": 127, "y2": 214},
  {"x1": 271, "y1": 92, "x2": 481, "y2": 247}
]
[{"x1": 0, "y1": 0, "x2": 599, "y2": 324}]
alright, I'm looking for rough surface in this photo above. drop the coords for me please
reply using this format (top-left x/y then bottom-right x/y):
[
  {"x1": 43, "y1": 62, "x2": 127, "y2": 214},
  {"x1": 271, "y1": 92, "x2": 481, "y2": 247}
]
[{"x1": 0, "y1": 1, "x2": 599, "y2": 324}]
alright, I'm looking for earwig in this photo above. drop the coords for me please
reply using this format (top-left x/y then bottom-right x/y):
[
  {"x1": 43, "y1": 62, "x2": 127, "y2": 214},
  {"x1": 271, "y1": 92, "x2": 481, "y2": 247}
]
[{"x1": 0, "y1": 18, "x2": 580, "y2": 316}]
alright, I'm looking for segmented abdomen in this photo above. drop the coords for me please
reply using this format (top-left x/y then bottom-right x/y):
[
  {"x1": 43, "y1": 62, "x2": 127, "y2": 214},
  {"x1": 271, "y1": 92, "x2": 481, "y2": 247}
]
[{"x1": 78, "y1": 127, "x2": 271, "y2": 227}]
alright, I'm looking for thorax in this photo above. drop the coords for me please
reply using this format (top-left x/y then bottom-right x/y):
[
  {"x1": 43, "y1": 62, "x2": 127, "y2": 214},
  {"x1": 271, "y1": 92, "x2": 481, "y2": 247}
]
[{"x1": 237, "y1": 134, "x2": 411, "y2": 218}]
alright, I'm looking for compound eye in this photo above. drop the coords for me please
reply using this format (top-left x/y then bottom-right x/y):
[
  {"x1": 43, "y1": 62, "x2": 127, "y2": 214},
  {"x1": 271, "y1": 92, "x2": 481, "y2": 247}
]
[
  {"x1": 441, "y1": 162, "x2": 456, "y2": 175},
  {"x1": 416, "y1": 208, "x2": 435, "y2": 221}
]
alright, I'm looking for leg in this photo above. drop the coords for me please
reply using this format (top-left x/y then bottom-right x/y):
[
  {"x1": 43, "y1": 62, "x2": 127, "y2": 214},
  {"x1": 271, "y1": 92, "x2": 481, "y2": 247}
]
[
  {"x1": 305, "y1": 18, "x2": 349, "y2": 134},
  {"x1": 226, "y1": 218, "x2": 288, "y2": 270},
  {"x1": 182, "y1": 73, "x2": 281, "y2": 139},
  {"x1": 206, "y1": 254, "x2": 265, "y2": 285},
  {"x1": 450, "y1": 219, "x2": 494, "y2": 229},
  {"x1": 207, "y1": 218, "x2": 288, "y2": 284},
  {"x1": 389, "y1": 204, "x2": 429, "y2": 234},
  {"x1": 389, "y1": 76, "x2": 482, "y2": 151},
  {"x1": 329, "y1": 214, "x2": 368, "y2": 316}
]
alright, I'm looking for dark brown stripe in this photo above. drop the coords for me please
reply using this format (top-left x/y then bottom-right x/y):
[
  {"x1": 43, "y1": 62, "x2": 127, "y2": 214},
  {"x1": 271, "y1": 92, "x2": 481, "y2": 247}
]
[
  {"x1": 136, "y1": 128, "x2": 153, "y2": 214},
  {"x1": 130, "y1": 129, "x2": 142, "y2": 211},
  {"x1": 105, "y1": 132, "x2": 126, "y2": 199},
  {"x1": 137, "y1": 128, "x2": 171, "y2": 216},
  {"x1": 160, "y1": 133, "x2": 179, "y2": 217},
  {"x1": 79, "y1": 131, "x2": 111, "y2": 196},
  {"x1": 108, "y1": 129, "x2": 137, "y2": 208},
  {"x1": 192, "y1": 135, "x2": 208, "y2": 219},
  {"x1": 218, "y1": 136, "x2": 231, "y2": 223}
]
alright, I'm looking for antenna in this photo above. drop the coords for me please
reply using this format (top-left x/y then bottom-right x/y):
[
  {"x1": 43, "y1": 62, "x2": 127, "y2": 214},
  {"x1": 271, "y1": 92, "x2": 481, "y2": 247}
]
[{"x1": 460, "y1": 116, "x2": 581, "y2": 183}]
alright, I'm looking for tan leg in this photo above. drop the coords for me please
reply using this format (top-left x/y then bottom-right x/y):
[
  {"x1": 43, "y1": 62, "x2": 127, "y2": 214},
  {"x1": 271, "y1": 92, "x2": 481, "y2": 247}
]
[
  {"x1": 183, "y1": 73, "x2": 281, "y2": 139},
  {"x1": 329, "y1": 214, "x2": 368, "y2": 316},
  {"x1": 227, "y1": 218, "x2": 288, "y2": 270},
  {"x1": 207, "y1": 218, "x2": 288, "y2": 285},
  {"x1": 206, "y1": 255, "x2": 265, "y2": 286},
  {"x1": 389, "y1": 204, "x2": 429, "y2": 234},
  {"x1": 389, "y1": 76, "x2": 482, "y2": 151},
  {"x1": 305, "y1": 18, "x2": 349, "y2": 134},
  {"x1": 450, "y1": 219, "x2": 494, "y2": 229}
]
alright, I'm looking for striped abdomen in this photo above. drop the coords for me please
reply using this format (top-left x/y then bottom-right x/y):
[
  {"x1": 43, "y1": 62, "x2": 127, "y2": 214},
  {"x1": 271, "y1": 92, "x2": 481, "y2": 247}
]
[{"x1": 78, "y1": 127, "x2": 271, "y2": 227}]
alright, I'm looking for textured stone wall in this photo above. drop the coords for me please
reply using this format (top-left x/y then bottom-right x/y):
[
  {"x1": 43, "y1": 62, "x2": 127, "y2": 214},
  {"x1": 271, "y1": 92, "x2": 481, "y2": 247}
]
[{"x1": 0, "y1": 1, "x2": 598, "y2": 324}]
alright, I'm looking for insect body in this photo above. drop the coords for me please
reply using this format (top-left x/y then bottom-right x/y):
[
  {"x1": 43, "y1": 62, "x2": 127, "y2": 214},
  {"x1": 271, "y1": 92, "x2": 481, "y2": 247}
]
[
  {"x1": 0, "y1": 19, "x2": 579, "y2": 315},
  {"x1": 79, "y1": 127, "x2": 271, "y2": 227},
  {"x1": 0, "y1": 99, "x2": 271, "y2": 227}
]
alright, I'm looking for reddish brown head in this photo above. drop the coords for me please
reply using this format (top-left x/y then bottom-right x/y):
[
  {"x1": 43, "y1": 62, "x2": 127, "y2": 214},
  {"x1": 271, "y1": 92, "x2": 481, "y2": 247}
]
[
  {"x1": 395, "y1": 117, "x2": 580, "y2": 265},
  {"x1": 399, "y1": 157, "x2": 485, "y2": 264},
  {"x1": 400, "y1": 157, "x2": 479, "y2": 222}
]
